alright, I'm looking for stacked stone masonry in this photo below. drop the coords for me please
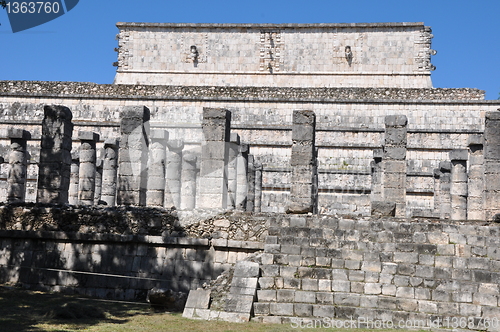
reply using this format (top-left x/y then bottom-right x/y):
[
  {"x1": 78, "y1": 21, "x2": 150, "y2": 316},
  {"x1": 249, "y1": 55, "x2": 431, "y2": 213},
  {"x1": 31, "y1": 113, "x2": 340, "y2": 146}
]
[{"x1": 249, "y1": 216, "x2": 500, "y2": 329}]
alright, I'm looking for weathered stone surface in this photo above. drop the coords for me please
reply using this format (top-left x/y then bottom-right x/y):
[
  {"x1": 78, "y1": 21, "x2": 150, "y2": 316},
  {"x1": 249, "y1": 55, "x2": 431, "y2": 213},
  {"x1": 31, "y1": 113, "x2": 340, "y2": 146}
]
[{"x1": 36, "y1": 105, "x2": 73, "y2": 204}]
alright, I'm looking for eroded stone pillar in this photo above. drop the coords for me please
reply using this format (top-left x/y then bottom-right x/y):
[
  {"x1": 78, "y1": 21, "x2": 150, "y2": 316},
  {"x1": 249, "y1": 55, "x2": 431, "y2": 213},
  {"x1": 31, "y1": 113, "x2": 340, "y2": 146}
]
[
  {"x1": 117, "y1": 106, "x2": 150, "y2": 206},
  {"x1": 254, "y1": 161, "x2": 263, "y2": 213},
  {"x1": 68, "y1": 150, "x2": 79, "y2": 205},
  {"x1": 147, "y1": 130, "x2": 168, "y2": 207},
  {"x1": 6, "y1": 128, "x2": 30, "y2": 203},
  {"x1": 370, "y1": 149, "x2": 383, "y2": 202},
  {"x1": 94, "y1": 157, "x2": 103, "y2": 205},
  {"x1": 78, "y1": 131, "x2": 99, "y2": 205},
  {"x1": 198, "y1": 108, "x2": 230, "y2": 209},
  {"x1": 439, "y1": 161, "x2": 452, "y2": 219},
  {"x1": 381, "y1": 115, "x2": 407, "y2": 217},
  {"x1": 165, "y1": 139, "x2": 183, "y2": 209},
  {"x1": 246, "y1": 155, "x2": 255, "y2": 212},
  {"x1": 484, "y1": 111, "x2": 500, "y2": 220},
  {"x1": 450, "y1": 149, "x2": 468, "y2": 220},
  {"x1": 227, "y1": 133, "x2": 240, "y2": 210},
  {"x1": 467, "y1": 135, "x2": 485, "y2": 220},
  {"x1": 287, "y1": 110, "x2": 316, "y2": 214},
  {"x1": 101, "y1": 138, "x2": 119, "y2": 206},
  {"x1": 36, "y1": 105, "x2": 73, "y2": 204},
  {"x1": 180, "y1": 152, "x2": 197, "y2": 210},
  {"x1": 235, "y1": 144, "x2": 249, "y2": 211}
]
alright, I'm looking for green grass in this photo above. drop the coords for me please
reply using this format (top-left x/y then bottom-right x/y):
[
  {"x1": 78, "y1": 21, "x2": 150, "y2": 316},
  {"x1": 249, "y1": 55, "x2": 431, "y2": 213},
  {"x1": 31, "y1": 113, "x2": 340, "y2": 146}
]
[{"x1": 0, "y1": 285, "x2": 405, "y2": 332}]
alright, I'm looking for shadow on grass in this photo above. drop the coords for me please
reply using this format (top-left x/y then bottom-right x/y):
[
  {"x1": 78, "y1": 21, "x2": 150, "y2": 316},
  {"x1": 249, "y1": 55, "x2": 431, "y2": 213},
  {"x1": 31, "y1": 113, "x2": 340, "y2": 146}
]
[{"x1": 0, "y1": 285, "x2": 149, "y2": 332}]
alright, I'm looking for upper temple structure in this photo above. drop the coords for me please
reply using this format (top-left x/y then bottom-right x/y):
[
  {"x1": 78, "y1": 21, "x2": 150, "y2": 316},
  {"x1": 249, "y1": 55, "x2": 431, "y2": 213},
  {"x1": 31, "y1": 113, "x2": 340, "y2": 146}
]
[
  {"x1": 0, "y1": 22, "x2": 500, "y2": 220},
  {"x1": 114, "y1": 22, "x2": 435, "y2": 88}
]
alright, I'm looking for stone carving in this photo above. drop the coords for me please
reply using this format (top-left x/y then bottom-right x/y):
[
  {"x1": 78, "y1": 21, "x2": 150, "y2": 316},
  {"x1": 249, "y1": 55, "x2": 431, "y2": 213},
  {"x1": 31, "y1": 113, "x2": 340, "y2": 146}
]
[
  {"x1": 259, "y1": 30, "x2": 282, "y2": 73},
  {"x1": 113, "y1": 30, "x2": 132, "y2": 69},
  {"x1": 344, "y1": 45, "x2": 353, "y2": 65},
  {"x1": 181, "y1": 33, "x2": 208, "y2": 63}
]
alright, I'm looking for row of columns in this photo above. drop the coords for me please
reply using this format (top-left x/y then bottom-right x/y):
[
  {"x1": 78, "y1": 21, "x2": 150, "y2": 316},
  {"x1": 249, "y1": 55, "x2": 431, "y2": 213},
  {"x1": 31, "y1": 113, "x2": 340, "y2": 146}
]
[
  {"x1": 6, "y1": 105, "x2": 500, "y2": 220},
  {"x1": 372, "y1": 112, "x2": 500, "y2": 220},
  {"x1": 11, "y1": 105, "x2": 262, "y2": 211}
]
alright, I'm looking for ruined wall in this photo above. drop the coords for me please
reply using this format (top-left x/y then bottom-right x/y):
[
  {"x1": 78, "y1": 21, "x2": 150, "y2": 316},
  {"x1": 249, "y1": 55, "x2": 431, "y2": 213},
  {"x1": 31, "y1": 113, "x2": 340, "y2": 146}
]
[
  {"x1": 181, "y1": 214, "x2": 500, "y2": 330},
  {"x1": 0, "y1": 205, "x2": 267, "y2": 299}
]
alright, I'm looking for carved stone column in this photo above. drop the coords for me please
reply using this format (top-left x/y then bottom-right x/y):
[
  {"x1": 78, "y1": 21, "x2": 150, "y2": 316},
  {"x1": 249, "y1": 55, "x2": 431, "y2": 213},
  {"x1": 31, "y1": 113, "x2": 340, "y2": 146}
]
[
  {"x1": 467, "y1": 135, "x2": 484, "y2": 220},
  {"x1": 101, "y1": 138, "x2": 119, "y2": 206},
  {"x1": 117, "y1": 106, "x2": 149, "y2": 206},
  {"x1": 78, "y1": 131, "x2": 99, "y2": 205},
  {"x1": 227, "y1": 133, "x2": 240, "y2": 210},
  {"x1": 94, "y1": 157, "x2": 103, "y2": 205},
  {"x1": 68, "y1": 150, "x2": 79, "y2": 205},
  {"x1": 381, "y1": 115, "x2": 407, "y2": 218},
  {"x1": 180, "y1": 152, "x2": 197, "y2": 210},
  {"x1": 439, "y1": 161, "x2": 452, "y2": 219},
  {"x1": 165, "y1": 139, "x2": 183, "y2": 209},
  {"x1": 235, "y1": 143, "x2": 249, "y2": 211},
  {"x1": 287, "y1": 110, "x2": 316, "y2": 214},
  {"x1": 483, "y1": 111, "x2": 500, "y2": 220},
  {"x1": 198, "y1": 108, "x2": 230, "y2": 209},
  {"x1": 36, "y1": 105, "x2": 73, "y2": 204},
  {"x1": 450, "y1": 149, "x2": 468, "y2": 220},
  {"x1": 6, "y1": 128, "x2": 30, "y2": 203},
  {"x1": 246, "y1": 155, "x2": 255, "y2": 212},
  {"x1": 254, "y1": 161, "x2": 263, "y2": 213},
  {"x1": 146, "y1": 130, "x2": 168, "y2": 207}
]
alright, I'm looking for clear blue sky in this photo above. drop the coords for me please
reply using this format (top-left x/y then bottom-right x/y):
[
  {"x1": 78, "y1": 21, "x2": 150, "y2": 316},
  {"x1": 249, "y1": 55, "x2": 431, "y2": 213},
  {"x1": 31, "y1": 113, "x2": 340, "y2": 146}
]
[{"x1": 1, "y1": 0, "x2": 499, "y2": 99}]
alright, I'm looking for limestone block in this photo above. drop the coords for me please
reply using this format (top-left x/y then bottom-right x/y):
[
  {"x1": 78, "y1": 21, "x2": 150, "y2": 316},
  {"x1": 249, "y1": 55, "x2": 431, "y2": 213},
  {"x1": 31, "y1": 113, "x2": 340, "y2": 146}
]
[{"x1": 184, "y1": 289, "x2": 211, "y2": 310}]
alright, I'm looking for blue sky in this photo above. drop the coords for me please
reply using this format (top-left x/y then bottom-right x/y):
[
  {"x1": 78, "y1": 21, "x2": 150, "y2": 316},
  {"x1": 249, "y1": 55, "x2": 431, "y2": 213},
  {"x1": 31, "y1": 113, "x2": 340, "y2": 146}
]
[{"x1": 1, "y1": 0, "x2": 499, "y2": 99}]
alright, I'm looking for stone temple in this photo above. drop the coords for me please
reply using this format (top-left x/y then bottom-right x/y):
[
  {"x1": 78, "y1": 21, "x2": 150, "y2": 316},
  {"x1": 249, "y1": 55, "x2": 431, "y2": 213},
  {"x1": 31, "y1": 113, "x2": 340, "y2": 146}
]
[{"x1": 1, "y1": 23, "x2": 500, "y2": 327}]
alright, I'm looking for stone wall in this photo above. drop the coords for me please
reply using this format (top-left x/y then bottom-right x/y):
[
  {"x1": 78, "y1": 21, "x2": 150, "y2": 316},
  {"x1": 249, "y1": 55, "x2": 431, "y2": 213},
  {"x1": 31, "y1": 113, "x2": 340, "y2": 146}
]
[
  {"x1": 184, "y1": 214, "x2": 500, "y2": 330},
  {"x1": 0, "y1": 204, "x2": 267, "y2": 300}
]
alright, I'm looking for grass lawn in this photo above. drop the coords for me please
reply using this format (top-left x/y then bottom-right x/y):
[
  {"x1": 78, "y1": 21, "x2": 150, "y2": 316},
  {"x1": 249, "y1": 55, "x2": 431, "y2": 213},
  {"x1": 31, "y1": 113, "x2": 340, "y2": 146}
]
[{"x1": 0, "y1": 285, "x2": 403, "y2": 332}]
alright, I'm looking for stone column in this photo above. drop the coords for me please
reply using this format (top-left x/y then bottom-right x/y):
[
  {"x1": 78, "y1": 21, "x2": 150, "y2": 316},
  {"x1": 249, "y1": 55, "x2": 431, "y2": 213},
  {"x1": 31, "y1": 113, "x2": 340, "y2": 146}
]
[
  {"x1": 94, "y1": 158, "x2": 103, "y2": 205},
  {"x1": 146, "y1": 130, "x2": 168, "y2": 207},
  {"x1": 227, "y1": 133, "x2": 240, "y2": 210},
  {"x1": 78, "y1": 131, "x2": 99, "y2": 205},
  {"x1": 254, "y1": 161, "x2": 263, "y2": 213},
  {"x1": 180, "y1": 152, "x2": 197, "y2": 210},
  {"x1": 467, "y1": 135, "x2": 485, "y2": 220},
  {"x1": 484, "y1": 111, "x2": 500, "y2": 220},
  {"x1": 370, "y1": 149, "x2": 383, "y2": 202},
  {"x1": 68, "y1": 150, "x2": 79, "y2": 205},
  {"x1": 439, "y1": 161, "x2": 452, "y2": 219},
  {"x1": 101, "y1": 138, "x2": 119, "y2": 206},
  {"x1": 432, "y1": 168, "x2": 441, "y2": 217},
  {"x1": 450, "y1": 149, "x2": 468, "y2": 220},
  {"x1": 198, "y1": 108, "x2": 231, "y2": 209},
  {"x1": 235, "y1": 143, "x2": 249, "y2": 211},
  {"x1": 6, "y1": 128, "x2": 30, "y2": 203},
  {"x1": 246, "y1": 155, "x2": 255, "y2": 212},
  {"x1": 117, "y1": 106, "x2": 150, "y2": 206},
  {"x1": 36, "y1": 105, "x2": 73, "y2": 204},
  {"x1": 287, "y1": 110, "x2": 316, "y2": 214},
  {"x1": 381, "y1": 115, "x2": 407, "y2": 218},
  {"x1": 165, "y1": 139, "x2": 183, "y2": 209}
]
